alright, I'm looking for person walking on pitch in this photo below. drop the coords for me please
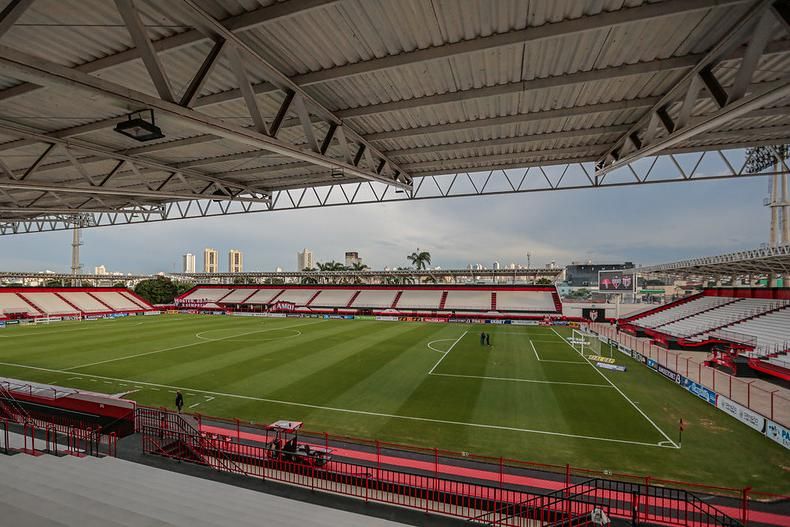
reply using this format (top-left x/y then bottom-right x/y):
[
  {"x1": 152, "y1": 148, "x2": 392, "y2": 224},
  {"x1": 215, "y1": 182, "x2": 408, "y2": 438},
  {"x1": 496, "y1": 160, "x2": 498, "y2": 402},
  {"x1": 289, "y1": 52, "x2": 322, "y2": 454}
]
[{"x1": 175, "y1": 391, "x2": 184, "y2": 413}]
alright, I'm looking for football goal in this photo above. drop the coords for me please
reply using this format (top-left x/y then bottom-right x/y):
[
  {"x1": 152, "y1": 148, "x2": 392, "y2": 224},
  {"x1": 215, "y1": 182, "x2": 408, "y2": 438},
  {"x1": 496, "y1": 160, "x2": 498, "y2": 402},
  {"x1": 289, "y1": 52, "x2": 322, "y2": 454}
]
[{"x1": 569, "y1": 328, "x2": 612, "y2": 358}]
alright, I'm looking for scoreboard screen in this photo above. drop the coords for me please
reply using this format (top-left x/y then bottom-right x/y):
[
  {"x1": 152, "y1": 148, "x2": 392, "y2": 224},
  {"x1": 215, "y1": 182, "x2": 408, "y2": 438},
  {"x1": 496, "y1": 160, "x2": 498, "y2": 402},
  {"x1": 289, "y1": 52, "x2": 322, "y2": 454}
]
[{"x1": 598, "y1": 270, "x2": 635, "y2": 292}]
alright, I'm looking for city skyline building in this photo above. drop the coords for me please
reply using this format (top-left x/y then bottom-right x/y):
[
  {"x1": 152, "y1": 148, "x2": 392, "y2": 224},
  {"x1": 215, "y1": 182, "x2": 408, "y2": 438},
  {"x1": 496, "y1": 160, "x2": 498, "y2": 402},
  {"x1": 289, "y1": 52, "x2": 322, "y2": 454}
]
[
  {"x1": 183, "y1": 253, "x2": 196, "y2": 273},
  {"x1": 297, "y1": 248, "x2": 314, "y2": 271},
  {"x1": 228, "y1": 249, "x2": 243, "y2": 273},
  {"x1": 203, "y1": 248, "x2": 218, "y2": 273},
  {"x1": 345, "y1": 251, "x2": 361, "y2": 267}
]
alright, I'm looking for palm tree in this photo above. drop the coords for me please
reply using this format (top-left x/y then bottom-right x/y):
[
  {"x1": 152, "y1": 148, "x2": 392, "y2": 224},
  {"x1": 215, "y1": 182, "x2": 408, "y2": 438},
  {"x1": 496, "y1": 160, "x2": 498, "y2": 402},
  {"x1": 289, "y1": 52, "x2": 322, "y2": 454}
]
[
  {"x1": 350, "y1": 261, "x2": 369, "y2": 284},
  {"x1": 407, "y1": 250, "x2": 431, "y2": 270},
  {"x1": 316, "y1": 261, "x2": 345, "y2": 283},
  {"x1": 301, "y1": 266, "x2": 318, "y2": 285}
]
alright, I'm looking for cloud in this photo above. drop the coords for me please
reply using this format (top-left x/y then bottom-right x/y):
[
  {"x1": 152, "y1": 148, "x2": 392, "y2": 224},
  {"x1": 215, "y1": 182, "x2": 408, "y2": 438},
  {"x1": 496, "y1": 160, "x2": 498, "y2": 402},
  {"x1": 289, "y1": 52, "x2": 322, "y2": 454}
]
[{"x1": 0, "y1": 176, "x2": 771, "y2": 273}]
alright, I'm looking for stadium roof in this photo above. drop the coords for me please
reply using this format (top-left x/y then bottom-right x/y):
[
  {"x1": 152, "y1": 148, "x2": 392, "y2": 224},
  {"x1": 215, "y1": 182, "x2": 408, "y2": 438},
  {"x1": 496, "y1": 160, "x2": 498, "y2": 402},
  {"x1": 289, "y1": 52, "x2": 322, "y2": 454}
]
[
  {"x1": 629, "y1": 244, "x2": 790, "y2": 277},
  {"x1": 0, "y1": 0, "x2": 788, "y2": 233}
]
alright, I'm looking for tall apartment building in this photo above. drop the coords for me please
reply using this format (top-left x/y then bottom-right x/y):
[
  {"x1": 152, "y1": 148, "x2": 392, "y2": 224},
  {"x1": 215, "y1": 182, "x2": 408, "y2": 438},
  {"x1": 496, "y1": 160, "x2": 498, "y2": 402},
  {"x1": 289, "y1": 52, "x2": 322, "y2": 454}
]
[
  {"x1": 345, "y1": 251, "x2": 361, "y2": 267},
  {"x1": 228, "y1": 249, "x2": 243, "y2": 273},
  {"x1": 182, "y1": 253, "x2": 196, "y2": 273},
  {"x1": 297, "y1": 248, "x2": 314, "y2": 271},
  {"x1": 203, "y1": 248, "x2": 218, "y2": 273}
]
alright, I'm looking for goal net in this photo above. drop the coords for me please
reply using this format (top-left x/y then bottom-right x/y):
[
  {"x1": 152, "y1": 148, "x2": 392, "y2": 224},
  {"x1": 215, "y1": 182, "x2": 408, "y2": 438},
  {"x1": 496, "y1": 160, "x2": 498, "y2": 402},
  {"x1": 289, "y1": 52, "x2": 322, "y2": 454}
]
[{"x1": 569, "y1": 328, "x2": 608, "y2": 358}]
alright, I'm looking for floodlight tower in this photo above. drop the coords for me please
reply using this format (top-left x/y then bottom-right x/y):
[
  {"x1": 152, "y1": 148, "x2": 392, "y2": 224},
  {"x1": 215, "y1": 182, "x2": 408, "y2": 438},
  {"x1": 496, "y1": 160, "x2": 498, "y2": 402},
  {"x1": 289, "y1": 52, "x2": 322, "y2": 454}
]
[
  {"x1": 69, "y1": 214, "x2": 92, "y2": 286},
  {"x1": 746, "y1": 145, "x2": 790, "y2": 247}
]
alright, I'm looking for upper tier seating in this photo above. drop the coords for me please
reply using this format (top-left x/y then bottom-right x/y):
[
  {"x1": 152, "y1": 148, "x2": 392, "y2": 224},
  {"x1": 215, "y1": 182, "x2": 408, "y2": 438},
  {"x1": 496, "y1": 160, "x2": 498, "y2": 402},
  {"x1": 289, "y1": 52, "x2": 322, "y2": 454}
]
[
  {"x1": 242, "y1": 289, "x2": 283, "y2": 304},
  {"x1": 633, "y1": 296, "x2": 734, "y2": 329},
  {"x1": 443, "y1": 290, "x2": 492, "y2": 311},
  {"x1": 59, "y1": 292, "x2": 111, "y2": 312},
  {"x1": 276, "y1": 289, "x2": 319, "y2": 305},
  {"x1": 707, "y1": 306, "x2": 790, "y2": 352},
  {"x1": 0, "y1": 293, "x2": 39, "y2": 315},
  {"x1": 658, "y1": 299, "x2": 790, "y2": 338},
  {"x1": 182, "y1": 288, "x2": 232, "y2": 302},
  {"x1": 217, "y1": 288, "x2": 258, "y2": 304},
  {"x1": 91, "y1": 291, "x2": 144, "y2": 311},
  {"x1": 396, "y1": 290, "x2": 444, "y2": 310},
  {"x1": 179, "y1": 286, "x2": 560, "y2": 315},
  {"x1": 495, "y1": 291, "x2": 556, "y2": 312},
  {"x1": 350, "y1": 290, "x2": 399, "y2": 309},
  {"x1": 19, "y1": 292, "x2": 77, "y2": 315},
  {"x1": 310, "y1": 289, "x2": 357, "y2": 307}
]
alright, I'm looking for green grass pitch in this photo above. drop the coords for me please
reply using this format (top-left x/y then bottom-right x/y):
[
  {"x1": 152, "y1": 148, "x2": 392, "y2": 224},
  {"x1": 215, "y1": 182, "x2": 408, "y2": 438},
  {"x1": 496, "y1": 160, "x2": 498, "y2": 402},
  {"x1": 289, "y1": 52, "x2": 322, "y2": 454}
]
[{"x1": 0, "y1": 315, "x2": 786, "y2": 493}]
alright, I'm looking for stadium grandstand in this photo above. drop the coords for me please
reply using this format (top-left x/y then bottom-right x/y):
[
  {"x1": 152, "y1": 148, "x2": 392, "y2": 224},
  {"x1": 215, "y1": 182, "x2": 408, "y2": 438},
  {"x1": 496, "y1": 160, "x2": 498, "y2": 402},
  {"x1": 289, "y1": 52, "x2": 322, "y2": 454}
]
[
  {"x1": 0, "y1": 1, "x2": 789, "y2": 526},
  {"x1": 177, "y1": 284, "x2": 562, "y2": 319}
]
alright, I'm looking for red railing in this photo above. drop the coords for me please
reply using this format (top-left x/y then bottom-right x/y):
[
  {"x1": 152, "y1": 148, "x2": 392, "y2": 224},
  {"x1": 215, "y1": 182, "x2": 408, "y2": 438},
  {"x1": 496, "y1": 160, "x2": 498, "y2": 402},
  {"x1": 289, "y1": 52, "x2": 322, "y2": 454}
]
[
  {"x1": 194, "y1": 410, "x2": 786, "y2": 509},
  {"x1": 138, "y1": 408, "x2": 754, "y2": 527}
]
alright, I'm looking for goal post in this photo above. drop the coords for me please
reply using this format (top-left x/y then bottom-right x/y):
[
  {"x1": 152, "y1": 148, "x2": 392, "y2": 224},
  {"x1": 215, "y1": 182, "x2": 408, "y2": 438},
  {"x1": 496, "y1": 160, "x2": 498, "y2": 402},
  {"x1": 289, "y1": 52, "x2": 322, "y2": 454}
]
[{"x1": 569, "y1": 329, "x2": 604, "y2": 357}]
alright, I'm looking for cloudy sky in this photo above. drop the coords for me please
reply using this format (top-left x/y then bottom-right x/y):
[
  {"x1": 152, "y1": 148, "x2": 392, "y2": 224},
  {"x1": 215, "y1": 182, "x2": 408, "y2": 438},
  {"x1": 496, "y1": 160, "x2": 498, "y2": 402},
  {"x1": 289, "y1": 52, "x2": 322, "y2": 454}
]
[{"x1": 0, "y1": 173, "x2": 772, "y2": 274}]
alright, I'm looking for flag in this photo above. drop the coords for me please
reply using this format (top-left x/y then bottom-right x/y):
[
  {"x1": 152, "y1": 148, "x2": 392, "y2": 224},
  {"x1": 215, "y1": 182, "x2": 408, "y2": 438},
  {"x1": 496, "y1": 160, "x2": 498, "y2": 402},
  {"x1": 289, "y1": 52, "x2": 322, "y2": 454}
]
[{"x1": 679, "y1": 418, "x2": 684, "y2": 432}]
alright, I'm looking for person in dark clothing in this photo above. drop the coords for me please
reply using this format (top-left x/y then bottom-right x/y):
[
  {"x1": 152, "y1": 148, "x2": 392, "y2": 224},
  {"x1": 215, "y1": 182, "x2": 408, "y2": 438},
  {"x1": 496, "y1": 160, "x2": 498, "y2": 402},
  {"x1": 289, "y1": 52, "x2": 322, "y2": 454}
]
[
  {"x1": 480, "y1": 332, "x2": 485, "y2": 345},
  {"x1": 486, "y1": 333, "x2": 491, "y2": 346},
  {"x1": 175, "y1": 391, "x2": 184, "y2": 413}
]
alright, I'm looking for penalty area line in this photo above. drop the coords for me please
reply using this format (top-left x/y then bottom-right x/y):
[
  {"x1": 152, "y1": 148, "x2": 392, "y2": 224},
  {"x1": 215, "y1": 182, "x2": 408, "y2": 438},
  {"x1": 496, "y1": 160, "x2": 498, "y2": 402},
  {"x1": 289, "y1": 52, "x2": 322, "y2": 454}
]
[
  {"x1": 430, "y1": 372, "x2": 612, "y2": 388},
  {"x1": 529, "y1": 340, "x2": 586, "y2": 364},
  {"x1": 0, "y1": 360, "x2": 671, "y2": 449},
  {"x1": 550, "y1": 327, "x2": 680, "y2": 449}
]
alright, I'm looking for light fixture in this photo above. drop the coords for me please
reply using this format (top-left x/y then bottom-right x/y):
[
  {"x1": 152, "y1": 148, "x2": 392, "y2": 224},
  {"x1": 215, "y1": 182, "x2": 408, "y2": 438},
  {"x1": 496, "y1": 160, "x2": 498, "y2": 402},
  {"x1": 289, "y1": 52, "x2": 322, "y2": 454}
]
[{"x1": 114, "y1": 109, "x2": 165, "y2": 142}]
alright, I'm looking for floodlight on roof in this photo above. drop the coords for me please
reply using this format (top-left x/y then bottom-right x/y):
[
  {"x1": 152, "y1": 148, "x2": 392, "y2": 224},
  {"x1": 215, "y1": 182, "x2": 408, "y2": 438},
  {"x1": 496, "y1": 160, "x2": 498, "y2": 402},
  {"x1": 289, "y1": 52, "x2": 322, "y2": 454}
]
[{"x1": 113, "y1": 109, "x2": 164, "y2": 142}]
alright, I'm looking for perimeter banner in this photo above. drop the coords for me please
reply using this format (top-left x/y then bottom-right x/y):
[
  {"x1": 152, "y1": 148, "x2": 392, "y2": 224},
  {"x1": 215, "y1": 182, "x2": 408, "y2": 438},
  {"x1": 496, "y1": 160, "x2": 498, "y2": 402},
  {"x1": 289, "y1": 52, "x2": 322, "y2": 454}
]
[
  {"x1": 656, "y1": 364, "x2": 682, "y2": 384},
  {"x1": 596, "y1": 362, "x2": 626, "y2": 372},
  {"x1": 588, "y1": 355, "x2": 615, "y2": 364},
  {"x1": 766, "y1": 420, "x2": 790, "y2": 450},
  {"x1": 717, "y1": 395, "x2": 765, "y2": 432},
  {"x1": 681, "y1": 378, "x2": 717, "y2": 406}
]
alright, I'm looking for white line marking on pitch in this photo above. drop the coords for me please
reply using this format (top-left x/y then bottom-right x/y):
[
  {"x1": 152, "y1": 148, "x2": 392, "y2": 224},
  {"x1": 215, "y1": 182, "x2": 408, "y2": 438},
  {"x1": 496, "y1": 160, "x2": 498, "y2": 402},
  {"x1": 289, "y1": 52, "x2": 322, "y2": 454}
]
[
  {"x1": 550, "y1": 328, "x2": 680, "y2": 449},
  {"x1": 530, "y1": 340, "x2": 586, "y2": 364},
  {"x1": 0, "y1": 360, "x2": 670, "y2": 449},
  {"x1": 63, "y1": 320, "x2": 325, "y2": 371},
  {"x1": 426, "y1": 338, "x2": 457, "y2": 354},
  {"x1": 427, "y1": 331, "x2": 467, "y2": 375},
  {"x1": 431, "y1": 372, "x2": 612, "y2": 388}
]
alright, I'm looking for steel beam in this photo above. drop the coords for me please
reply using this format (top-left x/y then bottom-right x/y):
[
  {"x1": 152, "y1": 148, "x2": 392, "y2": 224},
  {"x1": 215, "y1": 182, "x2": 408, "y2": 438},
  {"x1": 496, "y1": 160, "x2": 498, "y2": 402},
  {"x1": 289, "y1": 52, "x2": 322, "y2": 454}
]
[
  {"x1": 1, "y1": 147, "x2": 782, "y2": 235},
  {"x1": 115, "y1": 0, "x2": 175, "y2": 102},
  {"x1": 0, "y1": 0, "x2": 338, "y2": 104},
  {"x1": 595, "y1": 80, "x2": 790, "y2": 176},
  {"x1": 0, "y1": 120, "x2": 261, "y2": 196},
  {"x1": 0, "y1": 45, "x2": 410, "y2": 190},
  {"x1": 194, "y1": 0, "x2": 752, "y2": 108},
  {"x1": 597, "y1": 0, "x2": 781, "y2": 172},
  {"x1": 0, "y1": 180, "x2": 270, "y2": 203},
  {"x1": 0, "y1": 0, "x2": 33, "y2": 38},
  {"x1": 176, "y1": 0, "x2": 410, "y2": 185}
]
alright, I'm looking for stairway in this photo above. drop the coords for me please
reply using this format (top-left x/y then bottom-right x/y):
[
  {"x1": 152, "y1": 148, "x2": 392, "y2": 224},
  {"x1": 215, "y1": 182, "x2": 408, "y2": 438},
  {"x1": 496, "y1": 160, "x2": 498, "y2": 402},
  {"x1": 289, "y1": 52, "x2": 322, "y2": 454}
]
[
  {"x1": 86, "y1": 292, "x2": 114, "y2": 311},
  {"x1": 390, "y1": 291, "x2": 403, "y2": 309},
  {"x1": 438, "y1": 291, "x2": 448, "y2": 310},
  {"x1": 305, "y1": 290, "x2": 322, "y2": 307},
  {"x1": 15, "y1": 293, "x2": 46, "y2": 315},
  {"x1": 491, "y1": 292, "x2": 497, "y2": 311},
  {"x1": 551, "y1": 289, "x2": 562, "y2": 313},
  {"x1": 53, "y1": 293, "x2": 85, "y2": 315},
  {"x1": 345, "y1": 290, "x2": 361, "y2": 308}
]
